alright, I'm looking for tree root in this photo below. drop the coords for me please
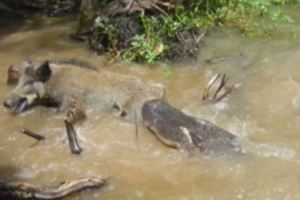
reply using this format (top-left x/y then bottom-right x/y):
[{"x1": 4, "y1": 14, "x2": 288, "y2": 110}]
[
  {"x1": 106, "y1": 0, "x2": 174, "y2": 16},
  {"x1": 0, "y1": 176, "x2": 107, "y2": 199}
]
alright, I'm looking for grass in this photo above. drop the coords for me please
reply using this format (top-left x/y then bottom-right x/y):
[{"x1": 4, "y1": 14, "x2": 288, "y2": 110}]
[{"x1": 92, "y1": 0, "x2": 300, "y2": 64}]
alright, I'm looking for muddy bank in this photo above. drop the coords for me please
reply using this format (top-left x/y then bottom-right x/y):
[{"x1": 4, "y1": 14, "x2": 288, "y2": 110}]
[
  {"x1": 2, "y1": 0, "x2": 299, "y2": 64},
  {"x1": 0, "y1": 0, "x2": 205, "y2": 63},
  {"x1": 77, "y1": 0, "x2": 205, "y2": 62}
]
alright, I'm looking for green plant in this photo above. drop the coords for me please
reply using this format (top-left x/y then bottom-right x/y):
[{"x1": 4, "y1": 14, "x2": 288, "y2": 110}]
[
  {"x1": 93, "y1": 0, "x2": 300, "y2": 63},
  {"x1": 160, "y1": 64, "x2": 173, "y2": 78},
  {"x1": 134, "y1": 188, "x2": 147, "y2": 198},
  {"x1": 122, "y1": 7, "x2": 210, "y2": 63},
  {"x1": 122, "y1": 34, "x2": 162, "y2": 64}
]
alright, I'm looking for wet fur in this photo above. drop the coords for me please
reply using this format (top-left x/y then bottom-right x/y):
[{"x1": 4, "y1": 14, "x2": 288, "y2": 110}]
[{"x1": 5, "y1": 60, "x2": 165, "y2": 121}]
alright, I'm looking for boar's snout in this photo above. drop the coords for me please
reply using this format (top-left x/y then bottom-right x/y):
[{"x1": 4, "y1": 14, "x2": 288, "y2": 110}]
[
  {"x1": 3, "y1": 96, "x2": 29, "y2": 113},
  {"x1": 3, "y1": 99, "x2": 14, "y2": 109}
]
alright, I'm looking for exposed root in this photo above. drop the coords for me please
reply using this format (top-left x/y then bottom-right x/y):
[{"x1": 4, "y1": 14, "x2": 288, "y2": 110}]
[
  {"x1": 106, "y1": 0, "x2": 174, "y2": 16},
  {"x1": 192, "y1": 28, "x2": 206, "y2": 45}
]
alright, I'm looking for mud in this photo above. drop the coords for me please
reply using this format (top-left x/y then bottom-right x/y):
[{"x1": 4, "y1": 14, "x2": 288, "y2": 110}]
[{"x1": 0, "y1": 8, "x2": 300, "y2": 200}]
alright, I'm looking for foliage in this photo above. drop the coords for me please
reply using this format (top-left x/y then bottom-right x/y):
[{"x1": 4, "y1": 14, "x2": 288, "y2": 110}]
[
  {"x1": 122, "y1": 7, "x2": 207, "y2": 64},
  {"x1": 96, "y1": 0, "x2": 113, "y2": 6},
  {"x1": 91, "y1": 0, "x2": 300, "y2": 64},
  {"x1": 198, "y1": 0, "x2": 298, "y2": 36},
  {"x1": 122, "y1": 12, "x2": 163, "y2": 64}
]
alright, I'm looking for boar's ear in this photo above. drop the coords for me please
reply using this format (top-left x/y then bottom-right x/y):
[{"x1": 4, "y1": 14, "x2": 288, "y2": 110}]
[
  {"x1": 21, "y1": 60, "x2": 34, "y2": 76},
  {"x1": 35, "y1": 60, "x2": 52, "y2": 82}
]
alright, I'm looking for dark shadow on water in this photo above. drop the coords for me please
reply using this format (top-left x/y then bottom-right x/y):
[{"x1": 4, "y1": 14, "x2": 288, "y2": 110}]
[
  {"x1": 0, "y1": 165, "x2": 27, "y2": 200},
  {"x1": 0, "y1": 18, "x2": 25, "y2": 39},
  {"x1": 0, "y1": 165, "x2": 19, "y2": 182}
]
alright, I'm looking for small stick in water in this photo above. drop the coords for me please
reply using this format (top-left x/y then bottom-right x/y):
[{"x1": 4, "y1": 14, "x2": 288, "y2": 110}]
[
  {"x1": 7, "y1": 65, "x2": 20, "y2": 86},
  {"x1": 134, "y1": 111, "x2": 139, "y2": 149},
  {"x1": 64, "y1": 120, "x2": 83, "y2": 155},
  {"x1": 21, "y1": 129, "x2": 45, "y2": 142}
]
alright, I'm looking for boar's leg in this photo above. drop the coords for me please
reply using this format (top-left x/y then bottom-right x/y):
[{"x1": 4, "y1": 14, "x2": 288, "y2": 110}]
[
  {"x1": 7, "y1": 65, "x2": 20, "y2": 86},
  {"x1": 64, "y1": 102, "x2": 86, "y2": 155},
  {"x1": 66, "y1": 101, "x2": 87, "y2": 124},
  {"x1": 64, "y1": 120, "x2": 83, "y2": 155}
]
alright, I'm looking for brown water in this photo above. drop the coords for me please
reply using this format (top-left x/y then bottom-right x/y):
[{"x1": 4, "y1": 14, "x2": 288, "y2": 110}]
[{"x1": 1, "y1": 11, "x2": 300, "y2": 199}]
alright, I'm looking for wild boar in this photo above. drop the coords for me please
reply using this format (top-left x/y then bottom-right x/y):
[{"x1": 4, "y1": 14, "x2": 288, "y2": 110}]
[
  {"x1": 3, "y1": 59, "x2": 165, "y2": 154},
  {"x1": 4, "y1": 59, "x2": 165, "y2": 120}
]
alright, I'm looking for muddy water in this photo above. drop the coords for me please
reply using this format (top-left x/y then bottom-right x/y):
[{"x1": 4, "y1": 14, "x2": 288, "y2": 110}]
[{"x1": 1, "y1": 10, "x2": 300, "y2": 199}]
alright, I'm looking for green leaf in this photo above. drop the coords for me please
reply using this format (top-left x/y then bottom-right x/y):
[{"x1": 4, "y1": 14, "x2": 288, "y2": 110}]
[
  {"x1": 161, "y1": 65, "x2": 173, "y2": 78},
  {"x1": 134, "y1": 188, "x2": 146, "y2": 198}
]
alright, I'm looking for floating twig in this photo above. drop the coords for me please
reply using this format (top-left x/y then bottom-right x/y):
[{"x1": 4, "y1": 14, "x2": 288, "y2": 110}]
[
  {"x1": 134, "y1": 110, "x2": 139, "y2": 149},
  {"x1": 21, "y1": 129, "x2": 45, "y2": 142}
]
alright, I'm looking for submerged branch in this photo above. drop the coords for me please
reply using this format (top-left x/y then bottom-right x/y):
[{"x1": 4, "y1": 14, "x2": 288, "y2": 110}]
[
  {"x1": 0, "y1": 176, "x2": 107, "y2": 200},
  {"x1": 202, "y1": 73, "x2": 241, "y2": 103},
  {"x1": 21, "y1": 129, "x2": 45, "y2": 142}
]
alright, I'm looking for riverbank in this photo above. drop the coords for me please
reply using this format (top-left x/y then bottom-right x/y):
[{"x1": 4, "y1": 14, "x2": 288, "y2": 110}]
[{"x1": 1, "y1": 0, "x2": 299, "y2": 64}]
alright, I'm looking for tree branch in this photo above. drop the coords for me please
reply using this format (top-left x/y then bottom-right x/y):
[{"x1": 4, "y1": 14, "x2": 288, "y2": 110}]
[{"x1": 0, "y1": 176, "x2": 107, "y2": 199}]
